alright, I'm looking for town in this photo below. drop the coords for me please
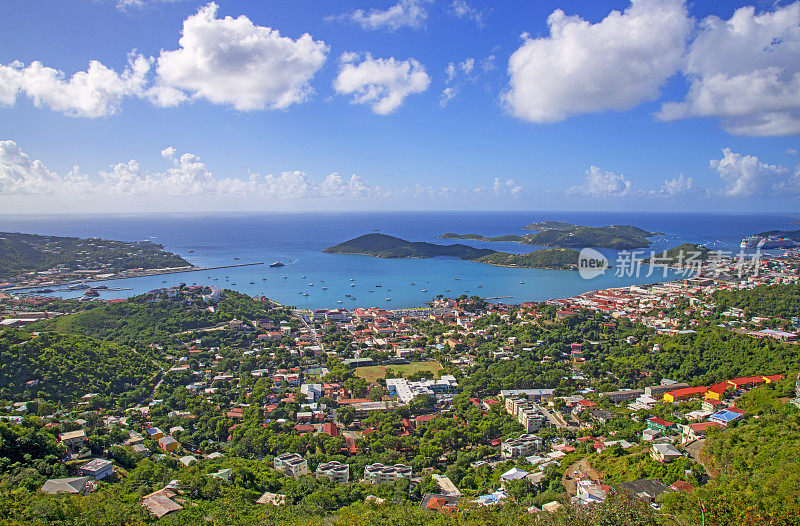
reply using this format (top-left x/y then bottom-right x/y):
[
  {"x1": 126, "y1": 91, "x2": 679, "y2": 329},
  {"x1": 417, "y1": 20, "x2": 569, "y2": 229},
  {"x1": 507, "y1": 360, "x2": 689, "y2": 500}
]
[{"x1": 0, "y1": 250, "x2": 798, "y2": 525}]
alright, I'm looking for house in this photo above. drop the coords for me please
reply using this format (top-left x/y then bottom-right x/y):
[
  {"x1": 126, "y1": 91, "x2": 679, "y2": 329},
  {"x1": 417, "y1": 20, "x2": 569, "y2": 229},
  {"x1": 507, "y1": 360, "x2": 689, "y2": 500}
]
[
  {"x1": 587, "y1": 408, "x2": 614, "y2": 424},
  {"x1": 432, "y1": 474, "x2": 462, "y2": 497},
  {"x1": 680, "y1": 422, "x2": 720, "y2": 445},
  {"x1": 179, "y1": 455, "x2": 197, "y2": 467},
  {"x1": 209, "y1": 468, "x2": 232, "y2": 481},
  {"x1": 145, "y1": 427, "x2": 165, "y2": 441},
  {"x1": 274, "y1": 453, "x2": 309, "y2": 480},
  {"x1": 646, "y1": 417, "x2": 675, "y2": 435},
  {"x1": 708, "y1": 409, "x2": 744, "y2": 426},
  {"x1": 420, "y1": 493, "x2": 460, "y2": 514},
  {"x1": 702, "y1": 399, "x2": 725, "y2": 412},
  {"x1": 158, "y1": 436, "x2": 180, "y2": 453},
  {"x1": 79, "y1": 459, "x2": 114, "y2": 480},
  {"x1": 613, "y1": 479, "x2": 673, "y2": 503},
  {"x1": 651, "y1": 443, "x2": 682, "y2": 463},
  {"x1": 500, "y1": 468, "x2": 529, "y2": 488},
  {"x1": 323, "y1": 422, "x2": 338, "y2": 437},
  {"x1": 142, "y1": 488, "x2": 183, "y2": 518},
  {"x1": 40, "y1": 477, "x2": 90, "y2": 495},
  {"x1": 363, "y1": 463, "x2": 412, "y2": 484},
  {"x1": 256, "y1": 492, "x2": 287, "y2": 506},
  {"x1": 705, "y1": 382, "x2": 731, "y2": 401},
  {"x1": 58, "y1": 429, "x2": 87, "y2": 449},
  {"x1": 315, "y1": 461, "x2": 349, "y2": 483}
]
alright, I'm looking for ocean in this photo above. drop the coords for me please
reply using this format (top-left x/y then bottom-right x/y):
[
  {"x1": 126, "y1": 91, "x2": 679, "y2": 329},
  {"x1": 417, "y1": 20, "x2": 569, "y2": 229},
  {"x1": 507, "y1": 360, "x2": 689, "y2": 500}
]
[{"x1": 1, "y1": 211, "x2": 796, "y2": 309}]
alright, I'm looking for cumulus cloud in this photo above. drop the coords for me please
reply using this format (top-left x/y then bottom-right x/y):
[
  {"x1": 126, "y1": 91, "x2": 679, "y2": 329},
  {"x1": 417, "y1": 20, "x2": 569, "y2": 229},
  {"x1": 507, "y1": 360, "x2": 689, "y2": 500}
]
[
  {"x1": 331, "y1": 0, "x2": 430, "y2": 31},
  {"x1": 0, "y1": 53, "x2": 150, "y2": 118},
  {"x1": 658, "y1": 3, "x2": 800, "y2": 136},
  {"x1": 567, "y1": 166, "x2": 634, "y2": 198},
  {"x1": 114, "y1": 0, "x2": 184, "y2": 11},
  {"x1": 160, "y1": 146, "x2": 176, "y2": 159},
  {"x1": 657, "y1": 173, "x2": 694, "y2": 197},
  {"x1": 449, "y1": 0, "x2": 486, "y2": 27},
  {"x1": 333, "y1": 53, "x2": 430, "y2": 115},
  {"x1": 709, "y1": 148, "x2": 790, "y2": 197},
  {"x1": 151, "y1": 3, "x2": 328, "y2": 111},
  {"x1": 503, "y1": 0, "x2": 691, "y2": 123}
]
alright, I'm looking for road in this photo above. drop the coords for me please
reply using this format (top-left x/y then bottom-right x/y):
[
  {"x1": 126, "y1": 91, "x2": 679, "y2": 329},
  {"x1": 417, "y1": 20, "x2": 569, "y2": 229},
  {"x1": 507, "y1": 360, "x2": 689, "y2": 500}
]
[
  {"x1": 563, "y1": 457, "x2": 603, "y2": 495},
  {"x1": 684, "y1": 439, "x2": 716, "y2": 478},
  {"x1": 295, "y1": 310, "x2": 324, "y2": 352}
]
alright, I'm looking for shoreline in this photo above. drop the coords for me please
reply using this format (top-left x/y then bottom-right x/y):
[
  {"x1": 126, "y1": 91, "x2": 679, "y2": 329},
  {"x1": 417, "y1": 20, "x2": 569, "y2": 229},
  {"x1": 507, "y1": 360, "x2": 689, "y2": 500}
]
[{"x1": 7, "y1": 261, "x2": 264, "y2": 292}]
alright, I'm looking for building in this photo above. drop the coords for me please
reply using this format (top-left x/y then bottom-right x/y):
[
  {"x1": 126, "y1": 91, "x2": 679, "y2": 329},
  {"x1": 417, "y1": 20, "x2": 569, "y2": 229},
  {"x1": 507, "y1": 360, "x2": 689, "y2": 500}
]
[
  {"x1": 145, "y1": 427, "x2": 165, "y2": 441},
  {"x1": 78, "y1": 459, "x2": 114, "y2": 480},
  {"x1": 504, "y1": 397, "x2": 549, "y2": 433},
  {"x1": 663, "y1": 386, "x2": 708, "y2": 403},
  {"x1": 143, "y1": 488, "x2": 183, "y2": 518},
  {"x1": 705, "y1": 382, "x2": 731, "y2": 401},
  {"x1": 599, "y1": 389, "x2": 644, "y2": 402},
  {"x1": 364, "y1": 463, "x2": 412, "y2": 484},
  {"x1": 315, "y1": 461, "x2": 350, "y2": 483},
  {"x1": 613, "y1": 479, "x2": 673, "y2": 503},
  {"x1": 708, "y1": 409, "x2": 744, "y2": 426},
  {"x1": 432, "y1": 474, "x2": 462, "y2": 497},
  {"x1": 274, "y1": 453, "x2": 309, "y2": 479},
  {"x1": 158, "y1": 436, "x2": 180, "y2": 453},
  {"x1": 58, "y1": 429, "x2": 87, "y2": 449},
  {"x1": 651, "y1": 443, "x2": 682, "y2": 463},
  {"x1": 420, "y1": 493, "x2": 460, "y2": 514},
  {"x1": 644, "y1": 383, "x2": 689, "y2": 398},
  {"x1": 680, "y1": 422, "x2": 720, "y2": 445},
  {"x1": 645, "y1": 417, "x2": 675, "y2": 435},
  {"x1": 501, "y1": 434, "x2": 541, "y2": 459},
  {"x1": 386, "y1": 376, "x2": 459, "y2": 404},
  {"x1": 40, "y1": 477, "x2": 90, "y2": 495}
]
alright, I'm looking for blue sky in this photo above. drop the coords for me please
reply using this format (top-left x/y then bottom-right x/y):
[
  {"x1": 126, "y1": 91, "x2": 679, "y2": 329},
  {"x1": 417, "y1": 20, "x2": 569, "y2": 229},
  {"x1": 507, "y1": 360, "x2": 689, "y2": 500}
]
[{"x1": 1, "y1": 0, "x2": 799, "y2": 213}]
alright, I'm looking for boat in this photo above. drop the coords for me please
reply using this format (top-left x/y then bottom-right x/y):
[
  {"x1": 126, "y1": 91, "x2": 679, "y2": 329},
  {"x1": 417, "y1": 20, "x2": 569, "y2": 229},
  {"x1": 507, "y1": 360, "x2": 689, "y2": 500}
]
[
  {"x1": 375, "y1": 284, "x2": 382, "y2": 287},
  {"x1": 262, "y1": 278, "x2": 267, "y2": 280},
  {"x1": 350, "y1": 278, "x2": 355, "y2": 281},
  {"x1": 302, "y1": 275, "x2": 307, "y2": 279},
  {"x1": 282, "y1": 276, "x2": 287, "y2": 279},
  {"x1": 231, "y1": 282, "x2": 236, "y2": 285},
  {"x1": 519, "y1": 281, "x2": 525, "y2": 284},
  {"x1": 188, "y1": 249, "x2": 194, "y2": 253},
  {"x1": 249, "y1": 281, "x2": 255, "y2": 284},
  {"x1": 234, "y1": 257, "x2": 239, "y2": 260},
  {"x1": 421, "y1": 289, "x2": 427, "y2": 292},
  {"x1": 322, "y1": 286, "x2": 328, "y2": 290},
  {"x1": 385, "y1": 298, "x2": 391, "y2": 301},
  {"x1": 269, "y1": 261, "x2": 285, "y2": 268},
  {"x1": 337, "y1": 300, "x2": 343, "y2": 304},
  {"x1": 308, "y1": 283, "x2": 314, "y2": 286},
  {"x1": 350, "y1": 284, "x2": 355, "y2": 287},
  {"x1": 303, "y1": 293, "x2": 309, "y2": 297},
  {"x1": 445, "y1": 289, "x2": 450, "y2": 292},
  {"x1": 369, "y1": 290, "x2": 374, "y2": 293},
  {"x1": 410, "y1": 282, "x2": 415, "y2": 285},
  {"x1": 345, "y1": 294, "x2": 351, "y2": 297},
  {"x1": 455, "y1": 277, "x2": 461, "y2": 280},
  {"x1": 478, "y1": 285, "x2": 482, "y2": 288},
  {"x1": 740, "y1": 235, "x2": 760, "y2": 248},
  {"x1": 162, "y1": 280, "x2": 167, "y2": 283}
]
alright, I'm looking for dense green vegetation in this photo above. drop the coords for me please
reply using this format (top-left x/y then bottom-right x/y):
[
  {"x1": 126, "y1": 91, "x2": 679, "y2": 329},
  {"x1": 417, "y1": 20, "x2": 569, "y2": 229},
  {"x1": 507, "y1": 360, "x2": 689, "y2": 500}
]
[
  {"x1": 0, "y1": 329, "x2": 157, "y2": 405},
  {"x1": 29, "y1": 287, "x2": 291, "y2": 345},
  {"x1": 661, "y1": 381, "x2": 800, "y2": 526},
  {"x1": 644, "y1": 243, "x2": 716, "y2": 264},
  {"x1": 714, "y1": 283, "x2": 800, "y2": 319},
  {"x1": 0, "y1": 232, "x2": 191, "y2": 279},
  {"x1": 324, "y1": 234, "x2": 579, "y2": 270},
  {"x1": 476, "y1": 248, "x2": 579, "y2": 270},
  {"x1": 523, "y1": 222, "x2": 658, "y2": 249}
]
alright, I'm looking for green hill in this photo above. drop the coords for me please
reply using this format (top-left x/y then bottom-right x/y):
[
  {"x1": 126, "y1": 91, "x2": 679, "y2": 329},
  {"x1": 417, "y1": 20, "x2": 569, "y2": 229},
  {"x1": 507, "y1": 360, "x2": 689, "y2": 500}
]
[
  {"x1": 0, "y1": 329, "x2": 157, "y2": 405},
  {"x1": 442, "y1": 223, "x2": 659, "y2": 250},
  {"x1": 0, "y1": 231, "x2": 191, "y2": 280},
  {"x1": 323, "y1": 233, "x2": 496, "y2": 260},
  {"x1": 30, "y1": 287, "x2": 289, "y2": 344},
  {"x1": 323, "y1": 234, "x2": 579, "y2": 270}
]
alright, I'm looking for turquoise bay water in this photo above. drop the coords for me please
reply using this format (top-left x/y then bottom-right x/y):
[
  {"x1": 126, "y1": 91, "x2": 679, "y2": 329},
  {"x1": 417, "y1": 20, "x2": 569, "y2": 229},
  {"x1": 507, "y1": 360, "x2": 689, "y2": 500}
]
[{"x1": 1, "y1": 211, "x2": 796, "y2": 309}]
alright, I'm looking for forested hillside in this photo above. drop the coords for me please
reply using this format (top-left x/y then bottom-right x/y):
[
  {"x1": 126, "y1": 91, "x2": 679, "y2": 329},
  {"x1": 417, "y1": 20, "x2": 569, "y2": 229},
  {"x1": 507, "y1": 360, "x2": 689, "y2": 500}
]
[{"x1": 0, "y1": 330, "x2": 156, "y2": 405}]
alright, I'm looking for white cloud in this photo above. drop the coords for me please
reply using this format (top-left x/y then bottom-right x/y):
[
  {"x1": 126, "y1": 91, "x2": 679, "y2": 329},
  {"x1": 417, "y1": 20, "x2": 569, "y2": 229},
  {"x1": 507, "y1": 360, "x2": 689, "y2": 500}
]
[
  {"x1": 503, "y1": 0, "x2": 691, "y2": 123},
  {"x1": 787, "y1": 148, "x2": 798, "y2": 155},
  {"x1": 657, "y1": 173, "x2": 694, "y2": 197},
  {"x1": 440, "y1": 86, "x2": 458, "y2": 107},
  {"x1": 333, "y1": 53, "x2": 430, "y2": 115},
  {"x1": 658, "y1": 3, "x2": 800, "y2": 136},
  {"x1": 152, "y1": 2, "x2": 329, "y2": 111},
  {"x1": 450, "y1": 0, "x2": 486, "y2": 27},
  {"x1": 441, "y1": 57, "x2": 480, "y2": 106},
  {"x1": 0, "y1": 140, "x2": 63, "y2": 193},
  {"x1": 709, "y1": 148, "x2": 789, "y2": 197},
  {"x1": 334, "y1": 0, "x2": 430, "y2": 31},
  {"x1": 492, "y1": 177, "x2": 523, "y2": 198},
  {"x1": 567, "y1": 166, "x2": 634, "y2": 198},
  {"x1": 114, "y1": 0, "x2": 184, "y2": 11},
  {"x1": 0, "y1": 53, "x2": 150, "y2": 118},
  {"x1": 160, "y1": 146, "x2": 176, "y2": 159}
]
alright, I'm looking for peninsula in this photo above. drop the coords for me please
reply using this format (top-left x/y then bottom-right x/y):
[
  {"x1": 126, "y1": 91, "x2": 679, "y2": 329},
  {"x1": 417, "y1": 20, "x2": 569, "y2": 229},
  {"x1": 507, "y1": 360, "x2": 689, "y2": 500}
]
[
  {"x1": 441, "y1": 222, "x2": 660, "y2": 250},
  {"x1": 323, "y1": 233, "x2": 580, "y2": 270}
]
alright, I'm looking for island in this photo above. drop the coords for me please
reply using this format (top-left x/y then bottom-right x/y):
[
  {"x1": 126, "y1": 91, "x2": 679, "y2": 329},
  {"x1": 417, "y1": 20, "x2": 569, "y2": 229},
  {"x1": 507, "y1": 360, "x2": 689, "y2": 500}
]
[
  {"x1": 323, "y1": 233, "x2": 580, "y2": 270},
  {"x1": 441, "y1": 222, "x2": 661, "y2": 250}
]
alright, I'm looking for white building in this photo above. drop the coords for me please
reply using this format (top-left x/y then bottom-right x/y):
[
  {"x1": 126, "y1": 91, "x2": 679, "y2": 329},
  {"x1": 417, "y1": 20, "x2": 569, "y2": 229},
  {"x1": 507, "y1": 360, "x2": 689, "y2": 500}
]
[
  {"x1": 501, "y1": 434, "x2": 542, "y2": 459},
  {"x1": 385, "y1": 376, "x2": 458, "y2": 404},
  {"x1": 363, "y1": 463, "x2": 412, "y2": 484},
  {"x1": 315, "y1": 461, "x2": 350, "y2": 483},
  {"x1": 274, "y1": 453, "x2": 309, "y2": 479}
]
